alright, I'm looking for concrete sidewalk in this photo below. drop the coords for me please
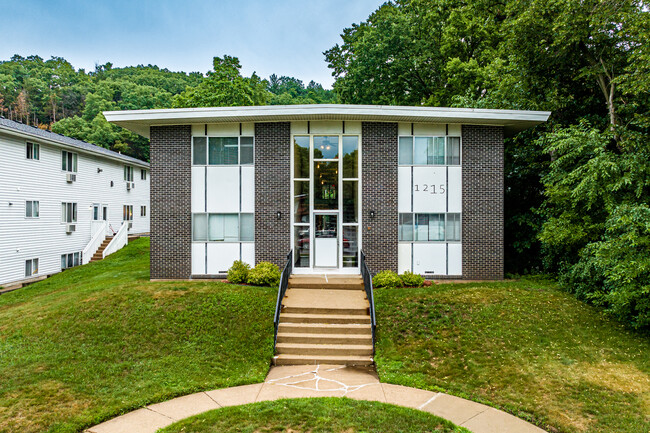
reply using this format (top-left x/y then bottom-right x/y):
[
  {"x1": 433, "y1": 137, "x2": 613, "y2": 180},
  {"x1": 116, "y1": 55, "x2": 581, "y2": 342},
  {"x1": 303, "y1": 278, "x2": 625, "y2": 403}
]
[{"x1": 87, "y1": 364, "x2": 546, "y2": 433}]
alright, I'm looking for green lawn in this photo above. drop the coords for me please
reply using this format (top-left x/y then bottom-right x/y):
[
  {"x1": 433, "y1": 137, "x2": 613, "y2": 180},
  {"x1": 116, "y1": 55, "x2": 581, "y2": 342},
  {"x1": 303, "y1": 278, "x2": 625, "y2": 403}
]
[
  {"x1": 2, "y1": 241, "x2": 648, "y2": 433},
  {"x1": 0, "y1": 238, "x2": 275, "y2": 433},
  {"x1": 374, "y1": 278, "x2": 650, "y2": 433},
  {"x1": 159, "y1": 398, "x2": 468, "y2": 433}
]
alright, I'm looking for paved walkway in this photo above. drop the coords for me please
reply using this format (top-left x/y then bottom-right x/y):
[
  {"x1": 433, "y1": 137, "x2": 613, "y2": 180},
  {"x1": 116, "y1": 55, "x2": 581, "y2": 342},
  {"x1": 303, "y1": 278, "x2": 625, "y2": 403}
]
[{"x1": 87, "y1": 364, "x2": 545, "y2": 433}]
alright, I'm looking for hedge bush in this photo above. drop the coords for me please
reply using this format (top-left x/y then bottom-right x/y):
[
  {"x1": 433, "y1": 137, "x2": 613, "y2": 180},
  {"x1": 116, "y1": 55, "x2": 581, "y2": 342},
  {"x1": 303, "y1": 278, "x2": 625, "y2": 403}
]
[
  {"x1": 372, "y1": 270, "x2": 402, "y2": 289},
  {"x1": 247, "y1": 262, "x2": 281, "y2": 287},
  {"x1": 227, "y1": 260, "x2": 250, "y2": 284},
  {"x1": 400, "y1": 271, "x2": 425, "y2": 287}
]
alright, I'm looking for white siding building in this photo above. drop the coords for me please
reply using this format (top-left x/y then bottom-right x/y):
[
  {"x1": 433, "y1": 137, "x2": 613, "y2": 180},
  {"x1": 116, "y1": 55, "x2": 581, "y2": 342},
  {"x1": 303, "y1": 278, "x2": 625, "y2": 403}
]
[{"x1": 0, "y1": 117, "x2": 150, "y2": 288}]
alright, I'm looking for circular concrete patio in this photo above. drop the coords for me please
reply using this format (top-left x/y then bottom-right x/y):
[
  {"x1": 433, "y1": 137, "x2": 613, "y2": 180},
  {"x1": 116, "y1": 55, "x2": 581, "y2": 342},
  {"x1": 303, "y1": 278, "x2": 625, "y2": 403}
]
[{"x1": 86, "y1": 364, "x2": 546, "y2": 433}]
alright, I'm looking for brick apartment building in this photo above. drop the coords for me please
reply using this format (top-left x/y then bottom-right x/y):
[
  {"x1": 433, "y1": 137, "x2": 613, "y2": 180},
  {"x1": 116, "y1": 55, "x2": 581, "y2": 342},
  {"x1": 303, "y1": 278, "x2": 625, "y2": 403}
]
[{"x1": 105, "y1": 105, "x2": 549, "y2": 280}]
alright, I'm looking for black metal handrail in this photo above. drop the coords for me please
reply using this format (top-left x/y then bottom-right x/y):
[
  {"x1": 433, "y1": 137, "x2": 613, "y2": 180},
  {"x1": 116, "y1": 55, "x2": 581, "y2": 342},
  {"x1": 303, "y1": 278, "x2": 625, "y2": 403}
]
[
  {"x1": 360, "y1": 250, "x2": 377, "y2": 354},
  {"x1": 273, "y1": 250, "x2": 293, "y2": 352}
]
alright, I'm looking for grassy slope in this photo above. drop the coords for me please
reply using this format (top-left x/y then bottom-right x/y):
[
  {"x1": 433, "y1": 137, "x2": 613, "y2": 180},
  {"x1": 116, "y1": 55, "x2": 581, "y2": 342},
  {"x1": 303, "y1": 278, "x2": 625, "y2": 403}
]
[
  {"x1": 375, "y1": 278, "x2": 650, "y2": 433},
  {"x1": 0, "y1": 238, "x2": 275, "y2": 433},
  {"x1": 159, "y1": 398, "x2": 469, "y2": 433}
]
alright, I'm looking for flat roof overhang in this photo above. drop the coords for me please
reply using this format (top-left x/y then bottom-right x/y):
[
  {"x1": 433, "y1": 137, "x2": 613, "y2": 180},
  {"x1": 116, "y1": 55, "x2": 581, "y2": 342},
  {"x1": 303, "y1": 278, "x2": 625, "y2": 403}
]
[{"x1": 104, "y1": 104, "x2": 551, "y2": 139}]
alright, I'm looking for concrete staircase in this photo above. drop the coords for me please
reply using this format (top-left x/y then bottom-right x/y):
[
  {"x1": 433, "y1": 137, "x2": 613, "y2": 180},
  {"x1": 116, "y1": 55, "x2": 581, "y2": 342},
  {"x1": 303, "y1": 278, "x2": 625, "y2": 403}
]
[
  {"x1": 90, "y1": 236, "x2": 113, "y2": 262},
  {"x1": 274, "y1": 275, "x2": 374, "y2": 366}
]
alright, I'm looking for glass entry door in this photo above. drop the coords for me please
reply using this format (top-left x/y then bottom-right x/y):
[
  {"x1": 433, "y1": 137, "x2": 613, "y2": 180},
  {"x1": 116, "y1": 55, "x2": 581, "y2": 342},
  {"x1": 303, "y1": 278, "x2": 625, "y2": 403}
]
[{"x1": 314, "y1": 213, "x2": 338, "y2": 267}]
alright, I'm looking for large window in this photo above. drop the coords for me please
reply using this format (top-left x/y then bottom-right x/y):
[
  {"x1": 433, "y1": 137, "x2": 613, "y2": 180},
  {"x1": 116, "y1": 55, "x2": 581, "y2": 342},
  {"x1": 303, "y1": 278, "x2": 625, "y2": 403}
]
[
  {"x1": 399, "y1": 136, "x2": 461, "y2": 166},
  {"x1": 26, "y1": 200, "x2": 39, "y2": 218},
  {"x1": 61, "y1": 202, "x2": 77, "y2": 223},
  {"x1": 192, "y1": 136, "x2": 254, "y2": 165},
  {"x1": 61, "y1": 151, "x2": 78, "y2": 172},
  {"x1": 399, "y1": 213, "x2": 461, "y2": 242},
  {"x1": 61, "y1": 252, "x2": 80, "y2": 270},
  {"x1": 192, "y1": 213, "x2": 254, "y2": 242},
  {"x1": 26, "y1": 142, "x2": 39, "y2": 160}
]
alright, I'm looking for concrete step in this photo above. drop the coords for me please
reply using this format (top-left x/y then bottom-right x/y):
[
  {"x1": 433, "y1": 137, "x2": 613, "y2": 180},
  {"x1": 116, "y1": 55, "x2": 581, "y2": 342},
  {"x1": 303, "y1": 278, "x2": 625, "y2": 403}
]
[
  {"x1": 278, "y1": 322, "x2": 372, "y2": 335},
  {"x1": 288, "y1": 276, "x2": 364, "y2": 291},
  {"x1": 288, "y1": 282, "x2": 364, "y2": 290},
  {"x1": 273, "y1": 354, "x2": 373, "y2": 366},
  {"x1": 282, "y1": 306, "x2": 368, "y2": 316},
  {"x1": 276, "y1": 343, "x2": 373, "y2": 356},
  {"x1": 280, "y1": 313, "x2": 370, "y2": 324},
  {"x1": 277, "y1": 332, "x2": 372, "y2": 345}
]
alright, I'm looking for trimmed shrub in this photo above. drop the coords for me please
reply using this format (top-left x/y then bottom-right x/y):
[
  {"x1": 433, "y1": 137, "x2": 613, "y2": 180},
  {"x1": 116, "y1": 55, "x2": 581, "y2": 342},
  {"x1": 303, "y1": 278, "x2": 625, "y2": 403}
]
[
  {"x1": 247, "y1": 261, "x2": 281, "y2": 287},
  {"x1": 372, "y1": 270, "x2": 402, "y2": 289},
  {"x1": 227, "y1": 260, "x2": 250, "y2": 284},
  {"x1": 400, "y1": 270, "x2": 425, "y2": 287}
]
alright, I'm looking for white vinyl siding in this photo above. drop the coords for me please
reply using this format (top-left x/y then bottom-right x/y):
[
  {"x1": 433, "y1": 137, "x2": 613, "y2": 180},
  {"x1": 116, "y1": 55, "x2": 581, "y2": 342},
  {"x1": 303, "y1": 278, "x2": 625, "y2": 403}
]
[{"x1": 0, "y1": 130, "x2": 151, "y2": 286}]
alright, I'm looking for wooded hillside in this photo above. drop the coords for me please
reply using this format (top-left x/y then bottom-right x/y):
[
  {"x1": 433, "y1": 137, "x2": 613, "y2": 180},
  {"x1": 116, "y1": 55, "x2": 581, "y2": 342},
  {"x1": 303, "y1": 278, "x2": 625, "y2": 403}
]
[{"x1": 0, "y1": 55, "x2": 336, "y2": 161}]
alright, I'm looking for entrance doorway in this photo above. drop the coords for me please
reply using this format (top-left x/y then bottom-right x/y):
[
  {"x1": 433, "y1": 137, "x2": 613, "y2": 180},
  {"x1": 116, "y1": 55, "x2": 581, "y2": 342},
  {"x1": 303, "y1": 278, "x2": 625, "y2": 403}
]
[
  {"x1": 314, "y1": 213, "x2": 338, "y2": 267},
  {"x1": 292, "y1": 134, "x2": 361, "y2": 272}
]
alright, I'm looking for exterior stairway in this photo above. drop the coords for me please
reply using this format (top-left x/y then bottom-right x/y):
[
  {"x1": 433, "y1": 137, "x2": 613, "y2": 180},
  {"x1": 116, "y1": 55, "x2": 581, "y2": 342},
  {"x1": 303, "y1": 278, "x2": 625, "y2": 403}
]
[
  {"x1": 90, "y1": 236, "x2": 113, "y2": 262},
  {"x1": 274, "y1": 275, "x2": 374, "y2": 366}
]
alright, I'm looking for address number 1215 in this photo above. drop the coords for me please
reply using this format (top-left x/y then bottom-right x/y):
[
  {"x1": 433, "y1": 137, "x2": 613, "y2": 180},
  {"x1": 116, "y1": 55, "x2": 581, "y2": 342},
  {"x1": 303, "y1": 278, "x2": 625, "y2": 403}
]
[{"x1": 414, "y1": 184, "x2": 446, "y2": 194}]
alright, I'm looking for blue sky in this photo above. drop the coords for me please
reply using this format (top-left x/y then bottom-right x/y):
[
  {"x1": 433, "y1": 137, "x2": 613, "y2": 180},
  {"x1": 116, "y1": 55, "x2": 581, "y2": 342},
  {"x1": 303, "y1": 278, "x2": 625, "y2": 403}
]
[{"x1": 0, "y1": 0, "x2": 385, "y2": 88}]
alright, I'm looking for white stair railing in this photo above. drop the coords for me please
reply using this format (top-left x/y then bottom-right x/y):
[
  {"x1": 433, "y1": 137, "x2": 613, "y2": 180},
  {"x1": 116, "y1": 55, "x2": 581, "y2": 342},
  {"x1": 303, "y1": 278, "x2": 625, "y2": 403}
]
[
  {"x1": 82, "y1": 221, "x2": 108, "y2": 265},
  {"x1": 103, "y1": 221, "x2": 129, "y2": 259}
]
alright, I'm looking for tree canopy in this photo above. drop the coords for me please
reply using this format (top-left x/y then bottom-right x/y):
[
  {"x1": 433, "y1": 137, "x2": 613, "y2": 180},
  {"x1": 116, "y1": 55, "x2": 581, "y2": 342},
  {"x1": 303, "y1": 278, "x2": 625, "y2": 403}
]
[
  {"x1": 326, "y1": 0, "x2": 650, "y2": 328},
  {"x1": 0, "y1": 54, "x2": 336, "y2": 161}
]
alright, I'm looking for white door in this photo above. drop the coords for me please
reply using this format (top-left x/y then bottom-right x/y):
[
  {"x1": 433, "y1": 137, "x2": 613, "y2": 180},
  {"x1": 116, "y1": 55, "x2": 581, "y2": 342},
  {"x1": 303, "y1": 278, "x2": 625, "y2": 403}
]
[{"x1": 314, "y1": 213, "x2": 338, "y2": 267}]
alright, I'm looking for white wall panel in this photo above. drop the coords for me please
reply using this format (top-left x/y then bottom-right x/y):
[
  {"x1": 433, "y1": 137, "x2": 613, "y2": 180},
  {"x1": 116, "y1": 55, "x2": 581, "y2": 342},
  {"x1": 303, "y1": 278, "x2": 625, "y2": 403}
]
[
  {"x1": 191, "y1": 167, "x2": 205, "y2": 212},
  {"x1": 241, "y1": 243, "x2": 255, "y2": 266},
  {"x1": 448, "y1": 124, "x2": 462, "y2": 136},
  {"x1": 191, "y1": 124, "x2": 205, "y2": 136},
  {"x1": 291, "y1": 121, "x2": 308, "y2": 135},
  {"x1": 206, "y1": 167, "x2": 239, "y2": 213},
  {"x1": 413, "y1": 123, "x2": 445, "y2": 136},
  {"x1": 448, "y1": 243, "x2": 462, "y2": 275},
  {"x1": 207, "y1": 243, "x2": 240, "y2": 274},
  {"x1": 344, "y1": 121, "x2": 362, "y2": 134},
  {"x1": 241, "y1": 122, "x2": 255, "y2": 136},
  {"x1": 413, "y1": 243, "x2": 446, "y2": 275},
  {"x1": 207, "y1": 123, "x2": 239, "y2": 136},
  {"x1": 448, "y1": 167, "x2": 462, "y2": 213},
  {"x1": 398, "y1": 122, "x2": 411, "y2": 136},
  {"x1": 240, "y1": 167, "x2": 255, "y2": 213},
  {"x1": 192, "y1": 243, "x2": 206, "y2": 274},
  {"x1": 412, "y1": 167, "x2": 447, "y2": 213},
  {"x1": 310, "y1": 121, "x2": 342, "y2": 134},
  {"x1": 398, "y1": 166, "x2": 412, "y2": 213},
  {"x1": 398, "y1": 243, "x2": 412, "y2": 274}
]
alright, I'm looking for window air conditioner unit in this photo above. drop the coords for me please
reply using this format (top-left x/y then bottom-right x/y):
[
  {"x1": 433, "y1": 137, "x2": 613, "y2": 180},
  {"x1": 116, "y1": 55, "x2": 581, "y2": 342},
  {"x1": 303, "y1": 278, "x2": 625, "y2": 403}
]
[
  {"x1": 66, "y1": 173, "x2": 76, "y2": 183},
  {"x1": 66, "y1": 224, "x2": 76, "y2": 233},
  {"x1": 126, "y1": 181, "x2": 135, "y2": 190}
]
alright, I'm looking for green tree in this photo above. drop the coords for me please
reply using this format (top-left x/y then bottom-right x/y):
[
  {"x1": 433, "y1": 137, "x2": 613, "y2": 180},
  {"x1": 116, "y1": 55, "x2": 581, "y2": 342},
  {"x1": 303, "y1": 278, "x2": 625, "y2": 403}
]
[{"x1": 173, "y1": 56, "x2": 270, "y2": 108}]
